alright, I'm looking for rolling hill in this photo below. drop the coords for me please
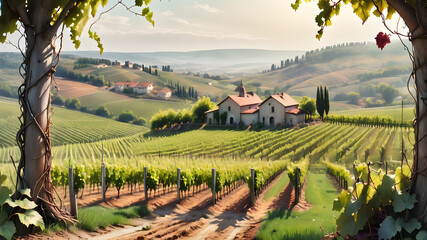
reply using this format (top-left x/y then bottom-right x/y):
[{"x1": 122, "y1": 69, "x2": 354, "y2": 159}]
[{"x1": 0, "y1": 97, "x2": 147, "y2": 148}]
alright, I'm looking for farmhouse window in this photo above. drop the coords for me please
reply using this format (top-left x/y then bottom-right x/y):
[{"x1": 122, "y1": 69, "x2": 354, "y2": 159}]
[
  {"x1": 271, "y1": 107, "x2": 275, "y2": 113},
  {"x1": 228, "y1": 106, "x2": 231, "y2": 111}
]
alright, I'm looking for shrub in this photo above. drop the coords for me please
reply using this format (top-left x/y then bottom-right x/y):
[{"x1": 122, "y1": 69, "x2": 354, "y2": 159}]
[
  {"x1": 52, "y1": 95, "x2": 65, "y2": 105},
  {"x1": 65, "y1": 98, "x2": 81, "y2": 109},
  {"x1": 192, "y1": 96, "x2": 216, "y2": 123},
  {"x1": 95, "y1": 105, "x2": 111, "y2": 118},
  {"x1": 118, "y1": 111, "x2": 137, "y2": 123},
  {"x1": 133, "y1": 117, "x2": 146, "y2": 126}
]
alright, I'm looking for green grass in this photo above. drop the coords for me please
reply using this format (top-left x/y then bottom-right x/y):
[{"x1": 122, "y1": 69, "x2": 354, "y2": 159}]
[
  {"x1": 332, "y1": 105, "x2": 415, "y2": 121},
  {"x1": 78, "y1": 91, "x2": 192, "y2": 121},
  {"x1": 256, "y1": 173, "x2": 338, "y2": 240},
  {"x1": 77, "y1": 205, "x2": 151, "y2": 231},
  {"x1": 0, "y1": 97, "x2": 147, "y2": 147},
  {"x1": 263, "y1": 173, "x2": 289, "y2": 201}
]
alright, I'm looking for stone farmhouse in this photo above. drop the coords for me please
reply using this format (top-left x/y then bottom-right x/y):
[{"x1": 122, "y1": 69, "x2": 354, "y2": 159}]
[
  {"x1": 114, "y1": 81, "x2": 153, "y2": 95},
  {"x1": 205, "y1": 82, "x2": 305, "y2": 127},
  {"x1": 133, "y1": 82, "x2": 153, "y2": 94},
  {"x1": 157, "y1": 88, "x2": 172, "y2": 99}
]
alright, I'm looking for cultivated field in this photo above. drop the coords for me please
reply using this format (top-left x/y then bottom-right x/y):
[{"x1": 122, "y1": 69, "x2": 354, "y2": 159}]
[
  {"x1": 0, "y1": 122, "x2": 414, "y2": 239},
  {"x1": 0, "y1": 98, "x2": 146, "y2": 148}
]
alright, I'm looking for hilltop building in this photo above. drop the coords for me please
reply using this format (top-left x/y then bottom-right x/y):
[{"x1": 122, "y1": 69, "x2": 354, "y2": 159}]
[
  {"x1": 205, "y1": 81, "x2": 305, "y2": 127},
  {"x1": 157, "y1": 88, "x2": 172, "y2": 99},
  {"x1": 114, "y1": 82, "x2": 138, "y2": 92},
  {"x1": 133, "y1": 82, "x2": 153, "y2": 94},
  {"x1": 114, "y1": 81, "x2": 153, "y2": 95}
]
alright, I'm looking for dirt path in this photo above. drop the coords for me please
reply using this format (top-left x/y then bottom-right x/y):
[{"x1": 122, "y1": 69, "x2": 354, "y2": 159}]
[{"x1": 25, "y1": 170, "x2": 311, "y2": 240}]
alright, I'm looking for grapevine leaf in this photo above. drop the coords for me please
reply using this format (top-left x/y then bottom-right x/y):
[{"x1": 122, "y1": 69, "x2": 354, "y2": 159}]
[
  {"x1": 395, "y1": 166, "x2": 411, "y2": 191},
  {"x1": 19, "y1": 188, "x2": 32, "y2": 199},
  {"x1": 333, "y1": 190, "x2": 351, "y2": 212},
  {"x1": 0, "y1": 186, "x2": 12, "y2": 205},
  {"x1": 4, "y1": 198, "x2": 37, "y2": 210},
  {"x1": 0, "y1": 221, "x2": 16, "y2": 240},
  {"x1": 398, "y1": 217, "x2": 421, "y2": 233},
  {"x1": 344, "y1": 197, "x2": 362, "y2": 216},
  {"x1": 336, "y1": 212, "x2": 365, "y2": 236},
  {"x1": 417, "y1": 230, "x2": 427, "y2": 240},
  {"x1": 17, "y1": 210, "x2": 45, "y2": 230},
  {"x1": 378, "y1": 216, "x2": 398, "y2": 240},
  {"x1": 386, "y1": 5, "x2": 396, "y2": 19},
  {"x1": 135, "y1": 0, "x2": 144, "y2": 7},
  {"x1": 377, "y1": 175, "x2": 395, "y2": 205},
  {"x1": 291, "y1": 0, "x2": 302, "y2": 10},
  {"x1": 0, "y1": 174, "x2": 7, "y2": 185},
  {"x1": 393, "y1": 191, "x2": 417, "y2": 212}
]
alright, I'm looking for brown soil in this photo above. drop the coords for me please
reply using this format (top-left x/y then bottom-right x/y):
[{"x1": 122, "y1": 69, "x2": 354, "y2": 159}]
[
  {"x1": 23, "y1": 171, "x2": 312, "y2": 240},
  {"x1": 53, "y1": 77, "x2": 103, "y2": 98}
]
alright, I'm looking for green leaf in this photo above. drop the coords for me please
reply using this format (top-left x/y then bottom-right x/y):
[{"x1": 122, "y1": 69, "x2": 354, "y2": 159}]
[
  {"x1": 417, "y1": 230, "x2": 427, "y2": 240},
  {"x1": 4, "y1": 198, "x2": 37, "y2": 210},
  {"x1": 17, "y1": 210, "x2": 45, "y2": 230},
  {"x1": 0, "y1": 174, "x2": 7, "y2": 185},
  {"x1": 344, "y1": 197, "x2": 362, "y2": 216},
  {"x1": 135, "y1": 0, "x2": 144, "y2": 7},
  {"x1": 333, "y1": 190, "x2": 351, "y2": 212},
  {"x1": 0, "y1": 221, "x2": 16, "y2": 240},
  {"x1": 19, "y1": 188, "x2": 32, "y2": 199},
  {"x1": 378, "y1": 216, "x2": 398, "y2": 240},
  {"x1": 291, "y1": 0, "x2": 302, "y2": 10},
  {"x1": 393, "y1": 191, "x2": 417, "y2": 212},
  {"x1": 0, "y1": 187, "x2": 12, "y2": 205},
  {"x1": 399, "y1": 217, "x2": 421, "y2": 233},
  {"x1": 377, "y1": 175, "x2": 395, "y2": 205},
  {"x1": 142, "y1": 7, "x2": 150, "y2": 16},
  {"x1": 336, "y1": 212, "x2": 365, "y2": 236}
]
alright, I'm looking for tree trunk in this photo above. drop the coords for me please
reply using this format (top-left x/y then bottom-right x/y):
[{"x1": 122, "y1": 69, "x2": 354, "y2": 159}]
[
  {"x1": 411, "y1": 28, "x2": 427, "y2": 227},
  {"x1": 15, "y1": 14, "x2": 72, "y2": 222}
]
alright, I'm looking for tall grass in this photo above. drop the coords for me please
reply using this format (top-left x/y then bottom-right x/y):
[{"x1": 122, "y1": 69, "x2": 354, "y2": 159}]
[
  {"x1": 256, "y1": 173, "x2": 338, "y2": 240},
  {"x1": 77, "y1": 205, "x2": 151, "y2": 231}
]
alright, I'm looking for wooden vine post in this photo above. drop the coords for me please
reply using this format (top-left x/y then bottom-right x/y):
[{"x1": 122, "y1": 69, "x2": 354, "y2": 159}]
[
  {"x1": 250, "y1": 168, "x2": 255, "y2": 205},
  {"x1": 144, "y1": 167, "x2": 148, "y2": 201},
  {"x1": 295, "y1": 167, "x2": 300, "y2": 204},
  {"x1": 212, "y1": 168, "x2": 216, "y2": 205},
  {"x1": 68, "y1": 167, "x2": 77, "y2": 217},
  {"x1": 101, "y1": 162, "x2": 105, "y2": 202},
  {"x1": 177, "y1": 168, "x2": 181, "y2": 202},
  {"x1": 101, "y1": 144, "x2": 105, "y2": 202}
]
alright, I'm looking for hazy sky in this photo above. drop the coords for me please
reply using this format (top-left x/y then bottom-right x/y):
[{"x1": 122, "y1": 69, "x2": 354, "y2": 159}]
[{"x1": 0, "y1": 0, "x2": 405, "y2": 53}]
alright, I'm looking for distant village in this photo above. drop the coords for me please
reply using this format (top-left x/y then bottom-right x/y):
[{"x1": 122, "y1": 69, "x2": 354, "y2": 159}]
[{"x1": 111, "y1": 60, "x2": 173, "y2": 100}]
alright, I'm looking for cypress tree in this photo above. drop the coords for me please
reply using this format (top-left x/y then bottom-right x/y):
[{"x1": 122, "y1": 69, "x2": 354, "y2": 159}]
[
  {"x1": 316, "y1": 86, "x2": 320, "y2": 116},
  {"x1": 319, "y1": 86, "x2": 324, "y2": 119},
  {"x1": 324, "y1": 86, "x2": 330, "y2": 116}
]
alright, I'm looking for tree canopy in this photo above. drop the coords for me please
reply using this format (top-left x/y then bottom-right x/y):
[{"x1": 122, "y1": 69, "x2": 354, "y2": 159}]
[{"x1": 0, "y1": 0, "x2": 154, "y2": 54}]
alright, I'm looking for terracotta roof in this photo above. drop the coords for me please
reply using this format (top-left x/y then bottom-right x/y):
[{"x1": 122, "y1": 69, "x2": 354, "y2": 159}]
[
  {"x1": 241, "y1": 108, "x2": 259, "y2": 114},
  {"x1": 204, "y1": 108, "x2": 219, "y2": 114},
  {"x1": 218, "y1": 92, "x2": 262, "y2": 107},
  {"x1": 260, "y1": 93, "x2": 299, "y2": 107},
  {"x1": 115, "y1": 82, "x2": 138, "y2": 87},
  {"x1": 158, "y1": 88, "x2": 172, "y2": 94},
  {"x1": 135, "y1": 82, "x2": 152, "y2": 88},
  {"x1": 286, "y1": 108, "x2": 305, "y2": 115}
]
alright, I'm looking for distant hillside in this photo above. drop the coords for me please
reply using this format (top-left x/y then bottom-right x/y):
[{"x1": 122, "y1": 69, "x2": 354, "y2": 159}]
[
  {"x1": 241, "y1": 42, "x2": 411, "y2": 101},
  {"x1": 62, "y1": 49, "x2": 304, "y2": 74}
]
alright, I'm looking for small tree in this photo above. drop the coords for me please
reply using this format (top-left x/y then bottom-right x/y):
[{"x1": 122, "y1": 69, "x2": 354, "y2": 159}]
[
  {"x1": 65, "y1": 98, "x2": 81, "y2": 110},
  {"x1": 118, "y1": 111, "x2": 137, "y2": 123},
  {"x1": 347, "y1": 92, "x2": 361, "y2": 105},
  {"x1": 192, "y1": 96, "x2": 216, "y2": 123},
  {"x1": 95, "y1": 105, "x2": 111, "y2": 118},
  {"x1": 299, "y1": 96, "x2": 316, "y2": 120},
  {"x1": 133, "y1": 117, "x2": 147, "y2": 126},
  {"x1": 324, "y1": 86, "x2": 330, "y2": 116}
]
